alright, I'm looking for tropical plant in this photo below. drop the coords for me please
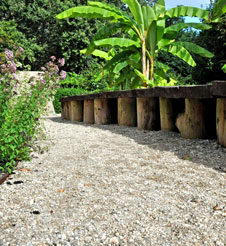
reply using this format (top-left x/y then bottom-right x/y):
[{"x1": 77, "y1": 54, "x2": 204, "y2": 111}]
[
  {"x1": 57, "y1": 0, "x2": 214, "y2": 87},
  {"x1": 210, "y1": 0, "x2": 226, "y2": 74}
]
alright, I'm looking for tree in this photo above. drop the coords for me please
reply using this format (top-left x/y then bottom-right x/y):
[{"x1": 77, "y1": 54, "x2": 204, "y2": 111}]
[
  {"x1": 57, "y1": 0, "x2": 214, "y2": 87},
  {"x1": 192, "y1": 0, "x2": 226, "y2": 83},
  {"x1": 0, "y1": 0, "x2": 102, "y2": 72}
]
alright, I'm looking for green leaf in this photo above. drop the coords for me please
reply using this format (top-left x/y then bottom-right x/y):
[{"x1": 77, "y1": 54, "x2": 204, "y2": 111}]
[
  {"x1": 173, "y1": 41, "x2": 214, "y2": 58},
  {"x1": 56, "y1": 6, "x2": 123, "y2": 20},
  {"x1": 80, "y1": 49, "x2": 111, "y2": 60},
  {"x1": 222, "y1": 64, "x2": 226, "y2": 73},
  {"x1": 104, "y1": 50, "x2": 134, "y2": 70},
  {"x1": 212, "y1": 0, "x2": 226, "y2": 19},
  {"x1": 88, "y1": 1, "x2": 134, "y2": 24},
  {"x1": 131, "y1": 76, "x2": 141, "y2": 89},
  {"x1": 165, "y1": 7, "x2": 209, "y2": 20},
  {"x1": 148, "y1": 21, "x2": 157, "y2": 57},
  {"x1": 154, "y1": 61, "x2": 171, "y2": 71},
  {"x1": 113, "y1": 61, "x2": 129, "y2": 73},
  {"x1": 134, "y1": 69, "x2": 155, "y2": 87},
  {"x1": 165, "y1": 22, "x2": 212, "y2": 34},
  {"x1": 154, "y1": 1, "x2": 165, "y2": 18},
  {"x1": 154, "y1": 68, "x2": 169, "y2": 81},
  {"x1": 85, "y1": 23, "x2": 129, "y2": 55},
  {"x1": 122, "y1": 0, "x2": 144, "y2": 32},
  {"x1": 163, "y1": 45, "x2": 196, "y2": 67},
  {"x1": 156, "y1": 19, "x2": 165, "y2": 43},
  {"x1": 94, "y1": 37, "x2": 140, "y2": 48},
  {"x1": 142, "y1": 6, "x2": 156, "y2": 31},
  {"x1": 157, "y1": 38, "x2": 174, "y2": 48}
]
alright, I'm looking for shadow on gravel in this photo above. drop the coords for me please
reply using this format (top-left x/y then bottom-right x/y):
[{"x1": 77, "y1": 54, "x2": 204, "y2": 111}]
[{"x1": 48, "y1": 116, "x2": 226, "y2": 174}]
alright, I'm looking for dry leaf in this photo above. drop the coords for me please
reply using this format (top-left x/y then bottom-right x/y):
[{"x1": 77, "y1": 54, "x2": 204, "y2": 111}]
[
  {"x1": 19, "y1": 168, "x2": 31, "y2": 172},
  {"x1": 213, "y1": 204, "x2": 219, "y2": 211},
  {"x1": 183, "y1": 155, "x2": 191, "y2": 160},
  {"x1": 59, "y1": 189, "x2": 65, "y2": 192}
]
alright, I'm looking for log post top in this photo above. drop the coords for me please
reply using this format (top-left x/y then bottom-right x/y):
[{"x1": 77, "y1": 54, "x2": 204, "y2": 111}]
[{"x1": 60, "y1": 81, "x2": 226, "y2": 102}]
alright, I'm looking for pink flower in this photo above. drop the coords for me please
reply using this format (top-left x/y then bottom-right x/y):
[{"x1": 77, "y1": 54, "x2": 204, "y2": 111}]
[
  {"x1": 50, "y1": 56, "x2": 56, "y2": 61},
  {"x1": 18, "y1": 47, "x2": 24, "y2": 54},
  {"x1": 60, "y1": 70, "x2": 66, "y2": 80},
  {"x1": 5, "y1": 49, "x2": 14, "y2": 61},
  {"x1": 8, "y1": 62, "x2": 17, "y2": 73},
  {"x1": 58, "y1": 58, "x2": 65, "y2": 66}
]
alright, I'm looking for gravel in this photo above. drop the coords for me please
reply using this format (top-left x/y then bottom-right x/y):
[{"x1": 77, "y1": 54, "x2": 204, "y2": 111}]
[{"x1": 0, "y1": 115, "x2": 225, "y2": 246}]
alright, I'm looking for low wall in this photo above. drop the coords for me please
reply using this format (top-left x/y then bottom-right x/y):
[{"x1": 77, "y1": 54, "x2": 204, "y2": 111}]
[{"x1": 60, "y1": 81, "x2": 226, "y2": 147}]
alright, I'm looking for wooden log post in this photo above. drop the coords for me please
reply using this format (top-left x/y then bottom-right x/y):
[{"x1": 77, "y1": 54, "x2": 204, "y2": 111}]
[
  {"x1": 118, "y1": 97, "x2": 136, "y2": 126},
  {"x1": 137, "y1": 97, "x2": 160, "y2": 130},
  {"x1": 62, "y1": 101, "x2": 70, "y2": 120},
  {"x1": 61, "y1": 102, "x2": 66, "y2": 119},
  {"x1": 159, "y1": 97, "x2": 177, "y2": 131},
  {"x1": 83, "y1": 99, "x2": 94, "y2": 124},
  {"x1": 71, "y1": 100, "x2": 83, "y2": 122},
  {"x1": 216, "y1": 98, "x2": 226, "y2": 146},
  {"x1": 94, "y1": 98, "x2": 113, "y2": 124},
  {"x1": 176, "y1": 99, "x2": 207, "y2": 139}
]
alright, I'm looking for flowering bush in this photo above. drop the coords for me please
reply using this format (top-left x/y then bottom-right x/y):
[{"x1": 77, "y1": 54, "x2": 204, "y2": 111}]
[{"x1": 0, "y1": 48, "x2": 66, "y2": 173}]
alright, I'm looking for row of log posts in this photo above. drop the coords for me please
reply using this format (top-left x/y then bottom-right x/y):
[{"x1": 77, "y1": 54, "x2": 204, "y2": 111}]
[
  {"x1": 62, "y1": 97, "x2": 216, "y2": 138},
  {"x1": 60, "y1": 83, "x2": 226, "y2": 147}
]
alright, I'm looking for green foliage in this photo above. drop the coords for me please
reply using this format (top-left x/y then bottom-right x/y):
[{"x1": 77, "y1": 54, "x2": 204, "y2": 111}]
[
  {"x1": 0, "y1": 0, "x2": 102, "y2": 72},
  {"x1": 0, "y1": 50, "x2": 65, "y2": 172},
  {"x1": 53, "y1": 87, "x2": 87, "y2": 113},
  {"x1": 192, "y1": 13, "x2": 226, "y2": 83},
  {"x1": 57, "y1": 0, "x2": 214, "y2": 88}
]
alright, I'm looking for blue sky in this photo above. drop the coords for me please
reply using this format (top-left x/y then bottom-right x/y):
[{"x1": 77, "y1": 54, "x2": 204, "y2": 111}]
[{"x1": 165, "y1": 0, "x2": 211, "y2": 22}]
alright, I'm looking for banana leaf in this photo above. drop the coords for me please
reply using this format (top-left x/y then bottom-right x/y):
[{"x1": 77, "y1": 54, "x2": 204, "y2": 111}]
[
  {"x1": 154, "y1": 61, "x2": 171, "y2": 71},
  {"x1": 165, "y1": 6, "x2": 209, "y2": 20},
  {"x1": 56, "y1": 6, "x2": 126, "y2": 21},
  {"x1": 104, "y1": 50, "x2": 134, "y2": 70},
  {"x1": 212, "y1": 0, "x2": 226, "y2": 20},
  {"x1": 164, "y1": 22, "x2": 212, "y2": 39},
  {"x1": 122, "y1": 0, "x2": 144, "y2": 33},
  {"x1": 173, "y1": 41, "x2": 214, "y2": 58},
  {"x1": 80, "y1": 49, "x2": 111, "y2": 60},
  {"x1": 157, "y1": 38, "x2": 174, "y2": 48},
  {"x1": 88, "y1": 1, "x2": 135, "y2": 25},
  {"x1": 113, "y1": 61, "x2": 129, "y2": 73},
  {"x1": 85, "y1": 22, "x2": 128, "y2": 55},
  {"x1": 94, "y1": 37, "x2": 140, "y2": 49},
  {"x1": 163, "y1": 45, "x2": 196, "y2": 67}
]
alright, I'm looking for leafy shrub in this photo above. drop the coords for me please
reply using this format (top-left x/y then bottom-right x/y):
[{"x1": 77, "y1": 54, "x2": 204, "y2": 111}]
[
  {"x1": 0, "y1": 50, "x2": 66, "y2": 173},
  {"x1": 53, "y1": 87, "x2": 88, "y2": 114}
]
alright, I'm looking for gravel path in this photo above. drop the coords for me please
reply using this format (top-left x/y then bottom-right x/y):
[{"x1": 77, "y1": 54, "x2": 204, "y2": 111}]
[{"x1": 0, "y1": 116, "x2": 225, "y2": 246}]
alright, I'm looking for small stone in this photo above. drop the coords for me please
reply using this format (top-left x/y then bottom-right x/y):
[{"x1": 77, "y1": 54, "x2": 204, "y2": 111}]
[{"x1": 109, "y1": 237, "x2": 119, "y2": 244}]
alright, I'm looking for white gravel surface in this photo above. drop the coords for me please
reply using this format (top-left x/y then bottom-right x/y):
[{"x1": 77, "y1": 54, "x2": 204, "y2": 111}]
[{"x1": 0, "y1": 116, "x2": 225, "y2": 246}]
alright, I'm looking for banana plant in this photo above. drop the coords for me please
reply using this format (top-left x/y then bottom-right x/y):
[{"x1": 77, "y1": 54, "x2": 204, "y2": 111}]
[
  {"x1": 210, "y1": 0, "x2": 226, "y2": 73},
  {"x1": 57, "y1": 0, "x2": 214, "y2": 87}
]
